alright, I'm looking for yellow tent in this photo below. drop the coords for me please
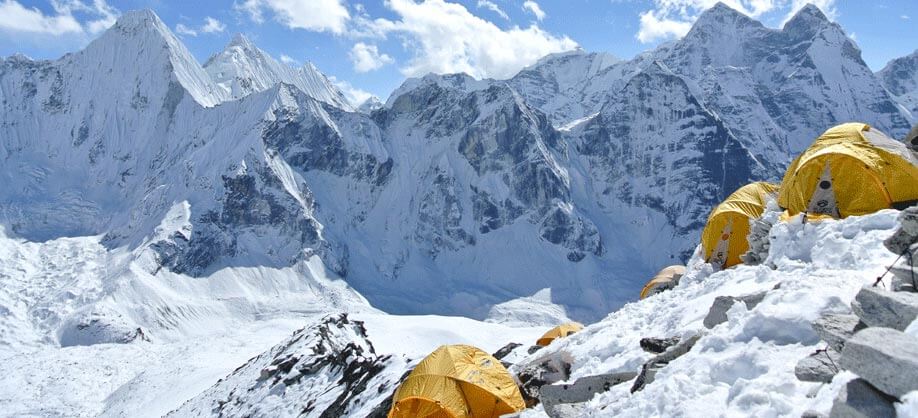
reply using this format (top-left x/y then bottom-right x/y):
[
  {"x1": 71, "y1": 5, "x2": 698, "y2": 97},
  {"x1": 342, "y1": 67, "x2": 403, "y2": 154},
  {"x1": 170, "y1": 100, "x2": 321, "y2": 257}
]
[
  {"x1": 535, "y1": 322, "x2": 584, "y2": 347},
  {"x1": 639, "y1": 265, "x2": 686, "y2": 299},
  {"x1": 388, "y1": 344, "x2": 525, "y2": 418},
  {"x1": 702, "y1": 182, "x2": 780, "y2": 269},
  {"x1": 778, "y1": 122, "x2": 918, "y2": 219}
]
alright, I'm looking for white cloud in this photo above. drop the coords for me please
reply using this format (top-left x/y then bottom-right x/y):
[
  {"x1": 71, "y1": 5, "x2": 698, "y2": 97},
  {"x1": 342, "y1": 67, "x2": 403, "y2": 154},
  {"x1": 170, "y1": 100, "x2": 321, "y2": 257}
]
[
  {"x1": 0, "y1": 0, "x2": 116, "y2": 36},
  {"x1": 635, "y1": 0, "x2": 837, "y2": 44},
  {"x1": 522, "y1": 0, "x2": 545, "y2": 21},
  {"x1": 237, "y1": 0, "x2": 350, "y2": 34},
  {"x1": 175, "y1": 16, "x2": 226, "y2": 37},
  {"x1": 901, "y1": 15, "x2": 910, "y2": 20},
  {"x1": 201, "y1": 17, "x2": 226, "y2": 33},
  {"x1": 477, "y1": 0, "x2": 508, "y2": 20},
  {"x1": 280, "y1": 54, "x2": 299, "y2": 66},
  {"x1": 349, "y1": 42, "x2": 393, "y2": 72},
  {"x1": 636, "y1": 10, "x2": 692, "y2": 43},
  {"x1": 329, "y1": 75, "x2": 376, "y2": 106},
  {"x1": 175, "y1": 23, "x2": 197, "y2": 36},
  {"x1": 848, "y1": 31, "x2": 855, "y2": 41},
  {"x1": 358, "y1": 0, "x2": 576, "y2": 79}
]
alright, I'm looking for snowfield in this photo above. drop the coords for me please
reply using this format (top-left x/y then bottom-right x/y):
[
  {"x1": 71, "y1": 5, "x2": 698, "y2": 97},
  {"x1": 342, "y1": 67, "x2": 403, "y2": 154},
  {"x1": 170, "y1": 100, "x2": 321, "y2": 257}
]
[{"x1": 517, "y1": 209, "x2": 918, "y2": 417}]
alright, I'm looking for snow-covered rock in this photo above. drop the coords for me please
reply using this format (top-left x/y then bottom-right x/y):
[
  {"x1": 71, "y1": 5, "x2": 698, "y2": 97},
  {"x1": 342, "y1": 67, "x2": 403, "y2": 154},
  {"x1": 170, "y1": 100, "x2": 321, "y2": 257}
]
[{"x1": 515, "y1": 210, "x2": 904, "y2": 417}]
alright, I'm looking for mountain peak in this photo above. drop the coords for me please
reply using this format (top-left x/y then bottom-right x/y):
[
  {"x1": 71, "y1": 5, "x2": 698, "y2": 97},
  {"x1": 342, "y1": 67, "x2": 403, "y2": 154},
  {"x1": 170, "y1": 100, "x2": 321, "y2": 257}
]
[
  {"x1": 228, "y1": 33, "x2": 255, "y2": 50},
  {"x1": 783, "y1": 4, "x2": 831, "y2": 38},
  {"x1": 114, "y1": 9, "x2": 167, "y2": 32},
  {"x1": 693, "y1": 2, "x2": 759, "y2": 28}
]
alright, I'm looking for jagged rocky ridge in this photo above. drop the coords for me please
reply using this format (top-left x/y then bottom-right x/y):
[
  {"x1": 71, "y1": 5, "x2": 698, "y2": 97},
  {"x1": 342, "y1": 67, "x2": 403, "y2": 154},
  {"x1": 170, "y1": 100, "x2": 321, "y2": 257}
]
[
  {"x1": 169, "y1": 314, "x2": 408, "y2": 418},
  {"x1": 1, "y1": 4, "x2": 914, "y2": 321}
]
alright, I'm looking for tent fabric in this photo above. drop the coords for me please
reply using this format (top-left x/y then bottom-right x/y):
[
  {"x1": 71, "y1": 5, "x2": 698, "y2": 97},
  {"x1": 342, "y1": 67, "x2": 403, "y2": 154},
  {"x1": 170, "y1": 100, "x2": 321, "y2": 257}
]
[
  {"x1": 778, "y1": 123, "x2": 918, "y2": 218},
  {"x1": 536, "y1": 322, "x2": 584, "y2": 347},
  {"x1": 639, "y1": 265, "x2": 687, "y2": 299},
  {"x1": 702, "y1": 182, "x2": 780, "y2": 269},
  {"x1": 388, "y1": 344, "x2": 525, "y2": 418}
]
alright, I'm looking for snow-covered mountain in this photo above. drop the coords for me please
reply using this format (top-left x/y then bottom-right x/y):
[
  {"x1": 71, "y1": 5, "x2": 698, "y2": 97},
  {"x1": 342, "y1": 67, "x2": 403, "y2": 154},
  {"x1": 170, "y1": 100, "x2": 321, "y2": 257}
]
[
  {"x1": 203, "y1": 34, "x2": 353, "y2": 110},
  {"x1": 509, "y1": 4, "x2": 911, "y2": 164},
  {"x1": 2, "y1": 3, "x2": 917, "y2": 416},
  {"x1": 3, "y1": 4, "x2": 912, "y2": 323},
  {"x1": 878, "y1": 49, "x2": 918, "y2": 119}
]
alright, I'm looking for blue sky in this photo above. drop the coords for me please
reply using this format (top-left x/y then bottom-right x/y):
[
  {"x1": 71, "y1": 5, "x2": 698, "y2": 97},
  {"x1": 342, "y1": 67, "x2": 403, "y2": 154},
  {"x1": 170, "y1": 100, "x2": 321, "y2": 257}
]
[{"x1": 1, "y1": 0, "x2": 916, "y2": 102}]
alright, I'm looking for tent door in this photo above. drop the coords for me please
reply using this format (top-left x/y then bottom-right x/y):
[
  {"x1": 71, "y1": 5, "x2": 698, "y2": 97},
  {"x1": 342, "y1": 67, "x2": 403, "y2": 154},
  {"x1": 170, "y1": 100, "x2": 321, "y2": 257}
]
[
  {"x1": 708, "y1": 218, "x2": 732, "y2": 269},
  {"x1": 806, "y1": 161, "x2": 840, "y2": 218}
]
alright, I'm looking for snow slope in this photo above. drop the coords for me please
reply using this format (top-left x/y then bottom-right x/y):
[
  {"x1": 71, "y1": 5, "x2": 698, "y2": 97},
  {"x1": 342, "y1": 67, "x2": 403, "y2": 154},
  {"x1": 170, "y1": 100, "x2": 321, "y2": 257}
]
[{"x1": 515, "y1": 209, "x2": 909, "y2": 417}]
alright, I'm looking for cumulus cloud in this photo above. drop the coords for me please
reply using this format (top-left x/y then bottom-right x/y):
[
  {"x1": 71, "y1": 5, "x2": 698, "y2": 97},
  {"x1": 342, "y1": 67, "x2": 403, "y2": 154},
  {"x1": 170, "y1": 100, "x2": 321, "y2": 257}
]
[
  {"x1": 349, "y1": 42, "x2": 393, "y2": 72},
  {"x1": 329, "y1": 75, "x2": 375, "y2": 106},
  {"x1": 635, "y1": 0, "x2": 837, "y2": 44},
  {"x1": 175, "y1": 16, "x2": 226, "y2": 37},
  {"x1": 477, "y1": 0, "x2": 508, "y2": 20},
  {"x1": 0, "y1": 0, "x2": 117, "y2": 36},
  {"x1": 522, "y1": 1, "x2": 545, "y2": 21},
  {"x1": 201, "y1": 17, "x2": 226, "y2": 33},
  {"x1": 279, "y1": 54, "x2": 299, "y2": 66},
  {"x1": 236, "y1": 0, "x2": 349, "y2": 34},
  {"x1": 358, "y1": 0, "x2": 576, "y2": 79}
]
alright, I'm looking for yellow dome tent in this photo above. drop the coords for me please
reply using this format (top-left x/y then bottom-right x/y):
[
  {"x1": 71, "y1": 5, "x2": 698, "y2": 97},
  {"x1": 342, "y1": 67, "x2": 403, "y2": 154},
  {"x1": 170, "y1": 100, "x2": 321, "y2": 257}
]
[
  {"x1": 639, "y1": 265, "x2": 686, "y2": 299},
  {"x1": 388, "y1": 344, "x2": 525, "y2": 418},
  {"x1": 535, "y1": 322, "x2": 584, "y2": 347},
  {"x1": 778, "y1": 123, "x2": 918, "y2": 219},
  {"x1": 702, "y1": 182, "x2": 780, "y2": 269}
]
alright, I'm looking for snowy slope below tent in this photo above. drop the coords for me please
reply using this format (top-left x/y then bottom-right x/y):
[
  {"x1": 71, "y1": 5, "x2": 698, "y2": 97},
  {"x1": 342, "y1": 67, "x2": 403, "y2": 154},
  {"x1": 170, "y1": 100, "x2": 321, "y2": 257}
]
[{"x1": 515, "y1": 209, "x2": 908, "y2": 417}]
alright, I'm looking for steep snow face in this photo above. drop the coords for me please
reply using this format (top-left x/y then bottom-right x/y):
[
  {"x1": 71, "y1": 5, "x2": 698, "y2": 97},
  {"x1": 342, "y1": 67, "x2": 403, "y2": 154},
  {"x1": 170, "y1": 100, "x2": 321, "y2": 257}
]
[
  {"x1": 516, "y1": 210, "x2": 902, "y2": 417},
  {"x1": 504, "y1": 4, "x2": 911, "y2": 167},
  {"x1": 203, "y1": 35, "x2": 353, "y2": 110},
  {"x1": 657, "y1": 4, "x2": 911, "y2": 154},
  {"x1": 878, "y1": 49, "x2": 918, "y2": 118},
  {"x1": 574, "y1": 61, "x2": 763, "y2": 259}
]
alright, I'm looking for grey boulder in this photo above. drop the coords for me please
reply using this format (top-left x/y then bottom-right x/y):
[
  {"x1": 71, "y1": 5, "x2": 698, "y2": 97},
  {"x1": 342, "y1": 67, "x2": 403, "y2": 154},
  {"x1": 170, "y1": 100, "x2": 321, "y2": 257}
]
[
  {"x1": 794, "y1": 347, "x2": 841, "y2": 383},
  {"x1": 850, "y1": 286, "x2": 918, "y2": 331},
  {"x1": 811, "y1": 314, "x2": 866, "y2": 352},
  {"x1": 839, "y1": 327, "x2": 918, "y2": 399},
  {"x1": 703, "y1": 291, "x2": 768, "y2": 329}
]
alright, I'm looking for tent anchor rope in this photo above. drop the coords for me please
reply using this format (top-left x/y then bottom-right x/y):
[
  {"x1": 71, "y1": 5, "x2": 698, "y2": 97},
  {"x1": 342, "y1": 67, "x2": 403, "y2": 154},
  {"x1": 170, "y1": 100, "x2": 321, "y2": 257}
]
[{"x1": 872, "y1": 248, "x2": 909, "y2": 289}]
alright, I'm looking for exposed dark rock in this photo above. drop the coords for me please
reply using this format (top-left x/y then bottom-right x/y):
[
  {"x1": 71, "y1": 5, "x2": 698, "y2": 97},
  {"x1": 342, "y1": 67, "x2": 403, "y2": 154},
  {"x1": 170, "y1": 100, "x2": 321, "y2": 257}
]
[
  {"x1": 828, "y1": 378, "x2": 896, "y2": 418},
  {"x1": 631, "y1": 332, "x2": 703, "y2": 393},
  {"x1": 516, "y1": 357, "x2": 573, "y2": 407},
  {"x1": 541, "y1": 372, "x2": 637, "y2": 417},
  {"x1": 493, "y1": 343, "x2": 523, "y2": 360},
  {"x1": 639, "y1": 337, "x2": 680, "y2": 354}
]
